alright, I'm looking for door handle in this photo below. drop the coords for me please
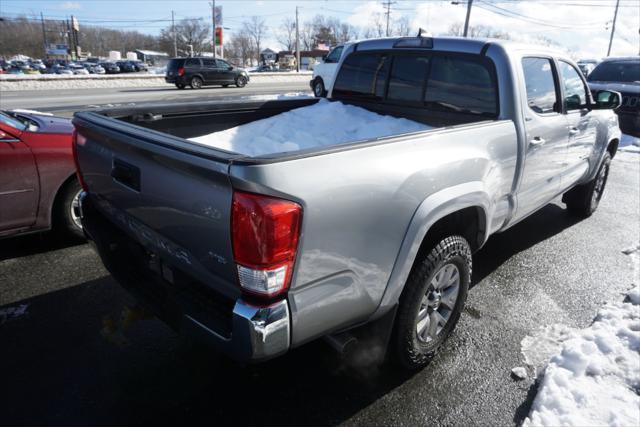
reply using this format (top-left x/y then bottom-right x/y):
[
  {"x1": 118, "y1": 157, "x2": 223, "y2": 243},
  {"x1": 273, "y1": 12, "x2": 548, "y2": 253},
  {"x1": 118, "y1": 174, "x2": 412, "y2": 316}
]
[
  {"x1": 530, "y1": 137, "x2": 546, "y2": 146},
  {"x1": 569, "y1": 127, "x2": 579, "y2": 135}
]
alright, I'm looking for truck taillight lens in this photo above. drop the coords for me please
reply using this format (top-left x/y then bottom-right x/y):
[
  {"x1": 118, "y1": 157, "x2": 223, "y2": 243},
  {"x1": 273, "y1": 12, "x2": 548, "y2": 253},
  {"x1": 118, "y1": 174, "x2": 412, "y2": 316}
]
[
  {"x1": 72, "y1": 129, "x2": 89, "y2": 191},
  {"x1": 232, "y1": 191, "x2": 302, "y2": 299},
  {"x1": 177, "y1": 67, "x2": 185, "y2": 76}
]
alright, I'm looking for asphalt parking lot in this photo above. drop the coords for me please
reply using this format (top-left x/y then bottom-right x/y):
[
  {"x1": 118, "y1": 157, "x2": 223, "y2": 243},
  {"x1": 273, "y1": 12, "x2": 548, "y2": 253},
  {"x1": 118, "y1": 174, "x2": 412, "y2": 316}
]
[{"x1": 1, "y1": 152, "x2": 638, "y2": 426}]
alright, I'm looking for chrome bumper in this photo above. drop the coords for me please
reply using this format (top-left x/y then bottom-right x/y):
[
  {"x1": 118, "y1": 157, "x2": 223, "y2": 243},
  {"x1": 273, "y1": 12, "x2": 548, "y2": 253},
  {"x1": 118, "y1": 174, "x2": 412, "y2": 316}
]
[{"x1": 80, "y1": 191, "x2": 291, "y2": 362}]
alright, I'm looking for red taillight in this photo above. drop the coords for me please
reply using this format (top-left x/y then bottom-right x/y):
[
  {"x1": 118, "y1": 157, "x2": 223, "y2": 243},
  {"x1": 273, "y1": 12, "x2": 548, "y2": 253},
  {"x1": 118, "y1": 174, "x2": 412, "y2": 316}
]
[
  {"x1": 231, "y1": 191, "x2": 302, "y2": 299},
  {"x1": 72, "y1": 129, "x2": 89, "y2": 191},
  {"x1": 177, "y1": 67, "x2": 185, "y2": 76}
]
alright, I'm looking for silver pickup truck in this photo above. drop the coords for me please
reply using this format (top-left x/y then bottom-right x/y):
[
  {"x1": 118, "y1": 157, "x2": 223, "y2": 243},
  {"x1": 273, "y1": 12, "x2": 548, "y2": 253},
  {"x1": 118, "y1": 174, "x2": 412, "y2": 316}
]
[{"x1": 73, "y1": 37, "x2": 622, "y2": 369}]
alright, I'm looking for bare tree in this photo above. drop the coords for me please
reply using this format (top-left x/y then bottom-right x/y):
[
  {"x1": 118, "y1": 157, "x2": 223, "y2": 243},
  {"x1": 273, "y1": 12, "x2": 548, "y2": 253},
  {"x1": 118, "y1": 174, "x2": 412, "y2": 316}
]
[
  {"x1": 295, "y1": 21, "x2": 312, "y2": 51},
  {"x1": 159, "y1": 18, "x2": 209, "y2": 56},
  {"x1": 363, "y1": 12, "x2": 385, "y2": 39},
  {"x1": 275, "y1": 18, "x2": 295, "y2": 51},
  {"x1": 224, "y1": 32, "x2": 256, "y2": 67},
  {"x1": 242, "y1": 16, "x2": 267, "y2": 62},
  {"x1": 394, "y1": 16, "x2": 411, "y2": 37},
  {"x1": 446, "y1": 23, "x2": 511, "y2": 40}
]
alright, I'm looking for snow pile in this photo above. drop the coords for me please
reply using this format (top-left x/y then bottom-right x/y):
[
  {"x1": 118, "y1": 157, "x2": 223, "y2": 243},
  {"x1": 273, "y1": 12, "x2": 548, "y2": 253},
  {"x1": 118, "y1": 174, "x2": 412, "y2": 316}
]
[
  {"x1": 523, "y1": 248, "x2": 640, "y2": 427},
  {"x1": 620, "y1": 134, "x2": 640, "y2": 153},
  {"x1": 189, "y1": 99, "x2": 431, "y2": 156}
]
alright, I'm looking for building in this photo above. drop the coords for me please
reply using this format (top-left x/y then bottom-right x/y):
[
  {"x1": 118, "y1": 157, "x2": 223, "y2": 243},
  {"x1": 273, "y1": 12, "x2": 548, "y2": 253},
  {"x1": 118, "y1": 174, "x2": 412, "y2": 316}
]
[
  {"x1": 135, "y1": 49, "x2": 169, "y2": 66},
  {"x1": 260, "y1": 48, "x2": 278, "y2": 65},
  {"x1": 277, "y1": 48, "x2": 329, "y2": 70}
]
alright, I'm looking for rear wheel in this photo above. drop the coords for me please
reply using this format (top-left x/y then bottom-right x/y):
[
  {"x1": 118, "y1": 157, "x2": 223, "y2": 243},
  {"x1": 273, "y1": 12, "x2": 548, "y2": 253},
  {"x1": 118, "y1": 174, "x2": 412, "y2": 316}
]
[
  {"x1": 190, "y1": 76, "x2": 203, "y2": 89},
  {"x1": 563, "y1": 152, "x2": 611, "y2": 217},
  {"x1": 313, "y1": 78, "x2": 326, "y2": 97},
  {"x1": 393, "y1": 235, "x2": 471, "y2": 370},
  {"x1": 235, "y1": 75, "x2": 247, "y2": 88},
  {"x1": 55, "y1": 179, "x2": 84, "y2": 240}
]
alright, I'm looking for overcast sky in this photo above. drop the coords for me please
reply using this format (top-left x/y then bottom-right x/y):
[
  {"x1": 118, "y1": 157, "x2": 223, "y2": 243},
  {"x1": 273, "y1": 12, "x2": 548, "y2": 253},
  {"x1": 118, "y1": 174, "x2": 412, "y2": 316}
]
[{"x1": 2, "y1": 0, "x2": 639, "y2": 59}]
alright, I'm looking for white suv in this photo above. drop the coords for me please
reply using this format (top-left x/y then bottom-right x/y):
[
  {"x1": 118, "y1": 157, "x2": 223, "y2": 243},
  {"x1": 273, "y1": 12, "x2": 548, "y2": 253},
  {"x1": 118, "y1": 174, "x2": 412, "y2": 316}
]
[{"x1": 310, "y1": 43, "x2": 350, "y2": 97}]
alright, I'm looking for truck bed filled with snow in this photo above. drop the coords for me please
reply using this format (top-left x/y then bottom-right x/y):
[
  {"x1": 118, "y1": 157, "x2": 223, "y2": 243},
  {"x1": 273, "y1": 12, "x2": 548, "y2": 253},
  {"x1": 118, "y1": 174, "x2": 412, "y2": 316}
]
[{"x1": 188, "y1": 99, "x2": 432, "y2": 156}]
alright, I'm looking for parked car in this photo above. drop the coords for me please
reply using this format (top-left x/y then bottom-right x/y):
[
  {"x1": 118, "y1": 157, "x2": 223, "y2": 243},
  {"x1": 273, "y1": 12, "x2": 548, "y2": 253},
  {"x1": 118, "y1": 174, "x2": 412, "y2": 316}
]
[
  {"x1": 51, "y1": 65, "x2": 74, "y2": 75},
  {"x1": 116, "y1": 61, "x2": 136, "y2": 72},
  {"x1": 74, "y1": 37, "x2": 622, "y2": 368},
  {"x1": 165, "y1": 57, "x2": 249, "y2": 89},
  {"x1": 28, "y1": 60, "x2": 47, "y2": 71},
  {"x1": 130, "y1": 60, "x2": 148, "y2": 72},
  {"x1": 311, "y1": 43, "x2": 351, "y2": 97},
  {"x1": 68, "y1": 64, "x2": 89, "y2": 75},
  {"x1": 587, "y1": 56, "x2": 640, "y2": 137},
  {"x1": 0, "y1": 110, "x2": 83, "y2": 239},
  {"x1": 99, "y1": 62, "x2": 120, "y2": 74},
  {"x1": 91, "y1": 64, "x2": 106, "y2": 74}
]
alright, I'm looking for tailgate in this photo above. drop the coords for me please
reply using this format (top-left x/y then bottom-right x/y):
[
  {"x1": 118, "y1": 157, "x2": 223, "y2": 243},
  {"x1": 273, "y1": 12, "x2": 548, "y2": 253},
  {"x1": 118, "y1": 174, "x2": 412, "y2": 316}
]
[{"x1": 73, "y1": 112, "x2": 241, "y2": 299}]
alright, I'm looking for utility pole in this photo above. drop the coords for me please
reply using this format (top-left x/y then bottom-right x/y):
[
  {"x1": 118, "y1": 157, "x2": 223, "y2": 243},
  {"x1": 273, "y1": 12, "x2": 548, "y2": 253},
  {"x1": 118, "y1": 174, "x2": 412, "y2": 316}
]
[
  {"x1": 172, "y1": 10, "x2": 177, "y2": 57},
  {"x1": 607, "y1": 0, "x2": 620, "y2": 56},
  {"x1": 295, "y1": 6, "x2": 300, "y2": 72},
  {"x1": 463, "y1": 0, "x2": 474, "y2": 37},
  {"x1": 40, "y1": 12, "x2": 48, "y2": 58},
  {"x1": 383, "y1": 1, "x2": 395, "y2": 37},
  {"x1": 212, "y1": 0, "x2": 216, "y2": 59}
]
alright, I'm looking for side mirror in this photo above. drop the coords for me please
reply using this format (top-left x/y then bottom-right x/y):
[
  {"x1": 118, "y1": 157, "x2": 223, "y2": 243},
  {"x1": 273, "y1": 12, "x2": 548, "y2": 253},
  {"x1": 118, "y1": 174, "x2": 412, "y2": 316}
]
[{"x1": 592, "y1": 90, "x2": 622, "y2": 110}]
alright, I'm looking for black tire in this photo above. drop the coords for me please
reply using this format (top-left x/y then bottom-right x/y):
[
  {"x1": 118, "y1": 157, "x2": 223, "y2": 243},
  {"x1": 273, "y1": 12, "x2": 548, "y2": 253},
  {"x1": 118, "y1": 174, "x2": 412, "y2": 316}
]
[
  {"x1": 190, "y1": 76, "x2": 203, "y2": 89},
  {"x1": 313, "y1": 78, "x2": 326, "y2": 97},
  {"x1": 393, "y1": 235, "x2": 471, "y2": 370},
  {"x1": 176, "y1": 83, "x2": 186, "y2": 89},
  {"x1": 55, "y1": 179, "x2": 85, "y2": 240},
  {"x1": 235, "y1": 75, "x2": 247, "y2": 88},
  {"x1": 563, "y1": 152, "x2": 611, "y2": 218}
]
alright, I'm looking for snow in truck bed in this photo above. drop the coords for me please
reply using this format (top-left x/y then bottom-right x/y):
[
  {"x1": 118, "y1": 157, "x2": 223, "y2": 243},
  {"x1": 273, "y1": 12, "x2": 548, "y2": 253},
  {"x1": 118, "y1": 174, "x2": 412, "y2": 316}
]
[{"x1": 188, "y1": 99, "x2": 432, "y2": 156}]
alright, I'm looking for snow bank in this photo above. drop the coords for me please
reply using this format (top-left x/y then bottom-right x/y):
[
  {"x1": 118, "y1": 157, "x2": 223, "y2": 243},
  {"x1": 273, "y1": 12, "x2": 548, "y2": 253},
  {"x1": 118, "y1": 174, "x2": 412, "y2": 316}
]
[
  {"x1": 523, "y1": 248, "x2": 640, "y2": 427},
  {"x1": 0, "y1": 72, "x2": 312, "y2": 91},
  {"x1": 189, "y1": 99, "x2": 431, "y2": 156}
]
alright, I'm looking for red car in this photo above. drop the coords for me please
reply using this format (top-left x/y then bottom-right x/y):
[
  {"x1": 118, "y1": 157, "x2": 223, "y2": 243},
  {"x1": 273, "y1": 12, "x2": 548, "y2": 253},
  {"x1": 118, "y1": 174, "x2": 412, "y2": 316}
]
[{"x1": 0, "y1": 110, "x2": 83, "y2": 239}]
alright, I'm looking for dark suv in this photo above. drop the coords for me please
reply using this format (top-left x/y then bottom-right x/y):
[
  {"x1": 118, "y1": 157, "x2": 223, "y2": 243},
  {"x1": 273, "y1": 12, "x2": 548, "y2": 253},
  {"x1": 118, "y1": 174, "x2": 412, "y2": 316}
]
[
  {"x1": 165, "y1": 57, "x2": 249, "y2": 89},
  {"x1": 587, "y1": 57, "x2": 640, "y2": 137}
]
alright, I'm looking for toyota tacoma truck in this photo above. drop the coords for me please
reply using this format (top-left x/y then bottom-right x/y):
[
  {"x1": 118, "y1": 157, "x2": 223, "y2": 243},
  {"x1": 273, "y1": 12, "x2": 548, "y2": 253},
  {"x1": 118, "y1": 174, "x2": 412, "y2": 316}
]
[{"x1": 73, "y1": 37, "x2": 622, "y2": 369}]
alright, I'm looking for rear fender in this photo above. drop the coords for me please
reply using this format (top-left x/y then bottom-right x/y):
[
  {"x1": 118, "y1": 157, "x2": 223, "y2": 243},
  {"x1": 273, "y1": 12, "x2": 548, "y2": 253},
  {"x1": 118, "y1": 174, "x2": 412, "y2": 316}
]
[{"x1": 373, "y1": 182, "x2": 491, "y2": 319}]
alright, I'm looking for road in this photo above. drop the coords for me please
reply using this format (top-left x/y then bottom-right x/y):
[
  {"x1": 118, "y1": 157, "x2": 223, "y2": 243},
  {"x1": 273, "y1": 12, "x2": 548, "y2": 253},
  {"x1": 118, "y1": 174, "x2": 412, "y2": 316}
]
[
  {"x1": 0, "y1": 81, "x2": 312, "y2": 116},
  {"x1": 1, "y1": 150, "x2": 638, "y2": 426}
]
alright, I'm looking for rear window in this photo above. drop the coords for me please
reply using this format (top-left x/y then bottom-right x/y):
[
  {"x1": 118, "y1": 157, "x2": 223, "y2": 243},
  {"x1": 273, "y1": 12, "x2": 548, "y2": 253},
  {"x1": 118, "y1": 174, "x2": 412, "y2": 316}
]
[
  {"x1": 587, "y1": 61, "x2": 640, "y2": 83},
  {"x1": 333, "y1": 51, "x2": 498, "y2": 116},
  {"x1": 167, "y1": 59, "x2": 184, "y2": 71},
  {"x1": 387, "y1": 55, "x2": 430, "y2": 102},
  {"x1": 332, "y1": 54, "x2": 389, "y2": 100},
  {"x1": 424, "y1": 56, "x2": 496, "y2": 115}
]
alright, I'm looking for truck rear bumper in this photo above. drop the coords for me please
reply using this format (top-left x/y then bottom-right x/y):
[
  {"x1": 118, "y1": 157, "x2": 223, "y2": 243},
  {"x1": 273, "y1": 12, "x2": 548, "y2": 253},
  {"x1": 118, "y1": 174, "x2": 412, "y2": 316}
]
[{"x1": 79, "y1": 192, "x2": 290, "y2": 362}]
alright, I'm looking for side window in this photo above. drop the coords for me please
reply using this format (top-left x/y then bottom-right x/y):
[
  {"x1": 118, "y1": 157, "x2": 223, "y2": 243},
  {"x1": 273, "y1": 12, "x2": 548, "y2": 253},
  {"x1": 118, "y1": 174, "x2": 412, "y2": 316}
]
[
  {"x1": 202, "y1": 59, "x2": 216, "y2": 68},
  {"x1": 387, "y1": 55, "x2": 430, "y2": 103},
  {"x1": 333, "y1": 54, "x2": 389, "y2": 100},
  {"x1": 522, "y1": 57, "x2": 558, "y2": 114},
  {"x1": 325, "y1": 46, "x2": 343, "y2": 63},
  {"x1": 559, "y1": 61, "x2": 587, "y2": 111},
  {"x1": 425, "y1": 56, "x2": 497, "y2": 115},
  {"x1": 216, "y1": 59, "x2": 230, "y2": 69},
  {"x1": 185, "y1": 58, "x2": 201, "y2": 67}
]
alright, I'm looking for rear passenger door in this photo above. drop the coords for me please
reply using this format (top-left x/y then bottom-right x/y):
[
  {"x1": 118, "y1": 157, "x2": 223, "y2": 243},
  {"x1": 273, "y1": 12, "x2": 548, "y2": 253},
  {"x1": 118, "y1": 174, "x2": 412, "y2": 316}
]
[
  {"x1": 201, "y1": 58, "x2": 218, "y2": 83},
  {"x1": 557, "y1": 60, "x2": 598, "y2": 188},
  {"x1": 515, "y1": 57, "x2": 568, "y2": 221},
  {"x1": 184, "y1": 58, "x2": 202, "y2": 81}
]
